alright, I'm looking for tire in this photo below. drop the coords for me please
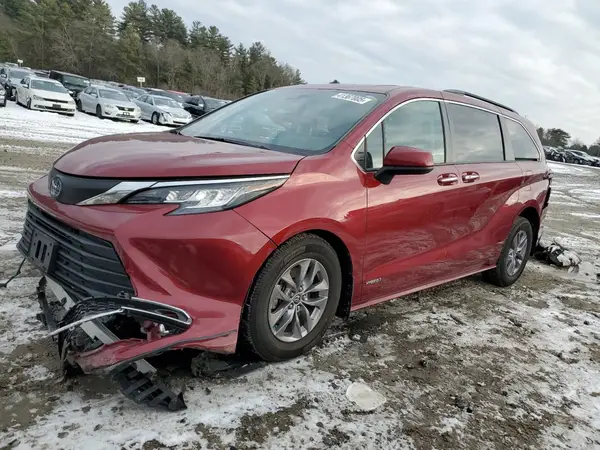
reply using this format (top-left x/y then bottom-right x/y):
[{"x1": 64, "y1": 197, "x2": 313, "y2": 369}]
[
  {"x1": 14, "y1": 91, "x2": 18, "y2": 105},
  {"x1": 27, "y1": 98, "x2": 31, "y2": 110},
  {"x1": 96, "y1": 104, "x2": 103, "y2": 119},
  {"x1": 241, "y1": 233, "x2": 342, "y2": 362},
  {"x1": 151, "y1": 112, "x2": 159, "y2": 125},
  {"x1": 483, "y1": 216, "x2": 533, "y2": 287},
  {"x1": 76, "y1": 100, "x2": 82, "y2": 112},
  {"x1": 131, "y1": 120, "x2": 139, "y2": 124}
]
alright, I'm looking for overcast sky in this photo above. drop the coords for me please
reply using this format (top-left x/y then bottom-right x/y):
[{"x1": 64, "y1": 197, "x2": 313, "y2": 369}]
[{"x1": 107, "y1": 0, "x2": 600, "y2": 144}]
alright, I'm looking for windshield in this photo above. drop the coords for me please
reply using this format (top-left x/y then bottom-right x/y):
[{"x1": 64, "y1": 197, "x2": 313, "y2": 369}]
[
  {"x1": 31, "y1": 80, "x2": 67, "y2": 93},
  {"x1": 99, "y1": 89, "x2": 129, "y2": 101},
  {"x1": 204, "y1": 98, "x2": 227, "y2": 109},
  {"x1": 9, "y1": 69, "x2": 30, "y2": 79},
  {"x1": 159, "y1": 91, "x2": 185, "y2": 103},
  {"x1": 63, "y1": 75, "x2": 89, "y2": 87},
  {"x1": 178, "y1": 88, "x2": 386, "y2": 154},
  {"x1": 154, "y1": 96, "x2": 181, "y2": 108}
]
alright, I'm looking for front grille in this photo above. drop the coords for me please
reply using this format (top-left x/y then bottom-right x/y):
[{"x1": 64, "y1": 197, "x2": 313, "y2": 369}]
[
  {"x1": 116, "y1": 106, "x2": 134, "y2": 112},
  {"x1": 43, "y1": 98, "x2": 69, "y2": 103},
  {"x1": 17, "y1": 201, "x2": 135, "y2": 300}
]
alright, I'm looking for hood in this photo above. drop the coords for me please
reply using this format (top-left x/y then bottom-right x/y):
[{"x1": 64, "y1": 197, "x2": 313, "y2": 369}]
[
  {"x1": 99, "y1": 98, "x2": 137, "y2": 109},
  {"x1": 158, "y1": 105, "x2": 188, "y2": 116},
  {"x1": 31, "y1": 88, "x2": 72, "y2": 102},
  {"x1": 53, "y1": 132, "x2": 305, "y2": 178}
]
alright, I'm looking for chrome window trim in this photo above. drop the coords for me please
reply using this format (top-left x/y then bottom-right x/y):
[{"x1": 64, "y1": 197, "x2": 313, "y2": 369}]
[
  {"x1": 350, "y1": 97, "x2": 541, "y2": 173},
  {"x1": 77, "y1": 175, "x2": 290, "y2": 205}
]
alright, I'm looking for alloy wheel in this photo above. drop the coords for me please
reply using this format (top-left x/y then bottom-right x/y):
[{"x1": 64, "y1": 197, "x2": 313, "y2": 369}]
[
  {"x1": 268, "y1": 258, "x2": 330, "y2": 343},
  {"x1": 506, "y1": 230, "x2": 528, "y2": 277}
]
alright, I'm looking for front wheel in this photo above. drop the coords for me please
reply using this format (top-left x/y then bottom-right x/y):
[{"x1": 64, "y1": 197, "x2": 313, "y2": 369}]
[
  {"x1": 151, "y1": 112, "x2": 159, "y2": 125},
  {"x1": 96, "y1": 104, "x2": 103, "y2": 119},
  {"x1": 484, "y1": 217, "x2": 533, "y2": 287},
  {"x1": 27, "y1": 98, "x2": 32, "y2": 110},
  {"x1": 241, "y1": 233, "x2": 342, "y2": 361}
]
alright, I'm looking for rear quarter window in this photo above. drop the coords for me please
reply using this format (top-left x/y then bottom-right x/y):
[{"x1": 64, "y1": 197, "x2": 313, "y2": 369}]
[{"x1": 505, "y1": 120, "x2": 540, "y2": 161}]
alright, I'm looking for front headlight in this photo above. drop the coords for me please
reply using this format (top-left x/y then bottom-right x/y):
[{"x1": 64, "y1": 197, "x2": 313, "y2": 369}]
[
  {"x1": 32, "y1": 95, "x2": 43, "y2": 101},
  {"x1": 104, "y1": 103, "x2": 115, "y2": 109},
  {"x1": 0, "y1": 88, "x2": 6, "y2": 95},
  {"x1": 78, "y1": 176, "x2": 289, "y2": 215}
]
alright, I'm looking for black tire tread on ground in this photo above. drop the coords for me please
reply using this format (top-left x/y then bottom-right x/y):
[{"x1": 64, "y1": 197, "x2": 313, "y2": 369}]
[
  {"x1": 484, "y1": 216, "x2": 533, "y2": 287},
  {"x1": 241, "y1": 233, "x2": 342, "y2": 362}
]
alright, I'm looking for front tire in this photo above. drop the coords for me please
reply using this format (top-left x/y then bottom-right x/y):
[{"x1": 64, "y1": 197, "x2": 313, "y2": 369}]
[
  {"x1": 151, "y1": 112, "x2": 159, "y2": 125},
  {"x1": 96, "y1": 104, "x2": 103, "y2": 119},
  {"x1": 27, "y1": 98, "x2": 32, "y2": 110},
  {"x1": 241, "y1": 233, "x2": 342, "y2": 362},
  {"x1": 484, "y1": 217, "x2": 533, "y2": 287}
]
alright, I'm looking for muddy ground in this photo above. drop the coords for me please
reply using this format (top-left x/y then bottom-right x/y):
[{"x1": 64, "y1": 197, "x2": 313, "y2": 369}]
[{"x1": 0, "y1": 120, "x2": 599, "y2": 450}]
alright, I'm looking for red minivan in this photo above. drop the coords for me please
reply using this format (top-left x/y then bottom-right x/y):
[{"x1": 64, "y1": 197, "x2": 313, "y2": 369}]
[{"x1": 19, "y1": 85, "x2": 551, "y2": 383}]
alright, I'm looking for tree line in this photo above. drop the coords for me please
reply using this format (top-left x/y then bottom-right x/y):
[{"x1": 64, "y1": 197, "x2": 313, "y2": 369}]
[{"x1": 0, "y1": 0, "x2": 305, "y2": 99}]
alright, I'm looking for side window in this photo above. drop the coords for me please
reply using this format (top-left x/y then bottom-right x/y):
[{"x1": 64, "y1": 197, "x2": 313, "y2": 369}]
[
  {"x1": 505, "y1": 120, "x2": 540, "y2": 161},
  {"x1": 138, "y1": 95, "x2": 146, "y2": 103},
  {"x1": 383, "y1": 100, "x2": 445, "y2": 164},
  {"x1": 447, "y1": 104, "x2": 504, "y2": 163},
  {"x1": 147, "y1": 97, "x2": 154, "y2": 105}
]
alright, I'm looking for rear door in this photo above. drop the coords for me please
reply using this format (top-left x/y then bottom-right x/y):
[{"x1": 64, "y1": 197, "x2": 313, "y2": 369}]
[
  {"x1": 443, "y1": 102, "x2": 524, "y2": 274},
  {"x1": 360, "y1": 98, "x2": 469, "y2": 304}
]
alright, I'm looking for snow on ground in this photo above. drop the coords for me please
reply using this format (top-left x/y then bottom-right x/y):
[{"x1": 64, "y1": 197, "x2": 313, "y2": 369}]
[
  {"x1": 0, "y1": 100, "x2": 162, "y2": 144},
  {"x1": 0, "y1": 109, "x2": 599, "y2": 449}
]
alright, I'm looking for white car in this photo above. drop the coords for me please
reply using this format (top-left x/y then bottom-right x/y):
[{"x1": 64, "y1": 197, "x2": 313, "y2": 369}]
[
  {"x1": 77, "y1": 85, "x2": 141, "y2": 123},
  {"x1": 15, "y1": 76, "x2": 76, "y2": 116},
  {"x1": 134, "y1": 94, "x2": 192, "y2": 126}
]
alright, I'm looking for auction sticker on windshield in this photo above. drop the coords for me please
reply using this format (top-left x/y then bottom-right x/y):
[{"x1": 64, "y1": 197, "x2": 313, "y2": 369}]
[{"x1": 331, "y1": 93, "x2": 374, "y2": 104}]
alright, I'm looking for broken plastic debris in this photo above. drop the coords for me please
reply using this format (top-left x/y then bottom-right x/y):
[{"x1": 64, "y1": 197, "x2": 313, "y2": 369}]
[
  {"x1": 534, "y1": 240, "x2": 582, "y2": 267},
  {"x1": 345, "y1": 382, "x2": 387, "y2": 411}
]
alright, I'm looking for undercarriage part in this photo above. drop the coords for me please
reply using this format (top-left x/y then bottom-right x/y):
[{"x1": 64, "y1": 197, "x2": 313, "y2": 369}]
[
  {"x1": 190, "y1": 352, "x2": 267, "y2": 379},
  {"x1": 114, "y1": 364, "x2": 187, "y2": 411}
]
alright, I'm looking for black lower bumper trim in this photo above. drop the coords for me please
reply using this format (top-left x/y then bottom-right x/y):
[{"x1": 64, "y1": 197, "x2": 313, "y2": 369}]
[{"x1": 114, "y1": 364, "x2": 187, "y2": 411}]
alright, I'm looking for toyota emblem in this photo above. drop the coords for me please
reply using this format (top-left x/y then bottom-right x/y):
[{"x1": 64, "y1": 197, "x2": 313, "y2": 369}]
[{"x1": 49, "y1": 176, "x2": 62, "y2": 198}]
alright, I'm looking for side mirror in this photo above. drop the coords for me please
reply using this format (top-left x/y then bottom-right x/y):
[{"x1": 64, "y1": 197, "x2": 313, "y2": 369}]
[{"x1": 374, "y1": 145, "x2": 434, "y2": 185}]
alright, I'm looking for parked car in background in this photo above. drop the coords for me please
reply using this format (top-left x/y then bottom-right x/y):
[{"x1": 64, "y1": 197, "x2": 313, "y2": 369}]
[
  {"x1": 77, "y1": 85, "x2": 141, "y2": 122},
  {"x1": 49, "y1": 70, "x2": 90, "y2": 98},
  {"x1": 588, "y1": 155, "x2": 600, "y2": 167},
  {"x1": 120, "y1": 85, "x2": 146, "y2": 100},
  {"x1": 543, "y1": 146, "x2": 566, "y2": 162},
  {"x1": 152, "y1": 89, "x2": 186, "y2": 106},
  {"x1": 15, "y1": 76, "x2": 76, "y2": 116},
  {"x1": 18, "y1": 85, "x2": 551, "y2": 379},
  {"x1": 564, "y1": 150, "x2": 596, "y2": 165},
  {"x1": 183, "y1": 95, "x2": 228, "y2": 117},
  {"x1": 0, "y1": 84, "x2": 6, "y2": 107},
  {"x1": 33, "y1": 70, "x2": 50, "y2": 78},
  {"x1": 134, "y1": 93, "x2": 192, "y2": 125},
  {"x1": 0, "y1": 66, "x2": 34, "y2": 100},
  {"x1": 3, "y1": 62, "x2": 18, "y2": 68}
]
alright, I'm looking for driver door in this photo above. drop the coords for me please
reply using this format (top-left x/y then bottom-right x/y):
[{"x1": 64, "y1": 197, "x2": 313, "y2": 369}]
[{"x1": 360, "y1": 98, "x2": 465, "y2": 304}]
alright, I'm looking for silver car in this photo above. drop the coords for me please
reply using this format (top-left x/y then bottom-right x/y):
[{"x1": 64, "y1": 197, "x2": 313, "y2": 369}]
[
  {"x1": 134, "y1": 94, "x2": 192, "y2": 126},
  {"x1": 77, "y1": 85, "x2": 141, "y2": 122},
  {"x1": 0, "y1": 67, "x2": 34, "y2": 100}
]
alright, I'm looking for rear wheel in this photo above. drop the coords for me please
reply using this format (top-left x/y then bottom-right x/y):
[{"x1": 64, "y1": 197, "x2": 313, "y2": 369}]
[
  {"x1": 484, "y1": 216, "x2": 533, "y2": 287},
  {"x1": 241, "y1": 233, "x2": 342, "y2": 361},
  {"x1": 96, "y1": 104, "x2": 103, "y2": 119},
  {"x1": 76, "y1": 100, "x2": 82, "y2": 112}
]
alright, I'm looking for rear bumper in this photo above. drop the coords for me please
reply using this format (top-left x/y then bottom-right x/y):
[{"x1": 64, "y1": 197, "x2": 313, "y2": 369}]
[{"x1": 20, "y1": 175, "x2": 277, "y2": 371}]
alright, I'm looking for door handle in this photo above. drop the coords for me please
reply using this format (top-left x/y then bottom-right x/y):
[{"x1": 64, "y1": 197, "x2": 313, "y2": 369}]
[
  {"x1": 437, "y1": 173, "x2": 459, "y2": 186},
  {"x1": 462, "y1": 172, "x2": 480, "y2": 183}
]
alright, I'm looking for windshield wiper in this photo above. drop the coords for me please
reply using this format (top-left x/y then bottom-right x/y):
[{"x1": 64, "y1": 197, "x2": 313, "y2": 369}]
[{"x1": 193, "y1": 135, "x2": 272, "y2": 150}]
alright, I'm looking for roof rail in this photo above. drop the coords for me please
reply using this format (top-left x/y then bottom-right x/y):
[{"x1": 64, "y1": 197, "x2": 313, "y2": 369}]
[{"x1": 443, "y1": 89, "x2": 517, "y2": 113}]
